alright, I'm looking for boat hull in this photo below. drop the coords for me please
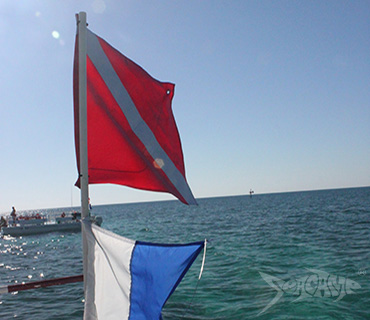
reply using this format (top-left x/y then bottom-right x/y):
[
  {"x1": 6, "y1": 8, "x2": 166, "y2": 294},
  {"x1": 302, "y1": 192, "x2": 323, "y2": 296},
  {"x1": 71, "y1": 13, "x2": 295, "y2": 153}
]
[{"x1": 2, "y1": 222, "x2": 81, "y2": 237}]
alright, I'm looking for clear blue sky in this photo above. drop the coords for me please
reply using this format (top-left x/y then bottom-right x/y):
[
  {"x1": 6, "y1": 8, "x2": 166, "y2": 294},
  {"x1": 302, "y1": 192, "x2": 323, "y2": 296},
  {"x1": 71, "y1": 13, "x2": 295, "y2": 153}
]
[{"x1": 1, "y1": 1, "x2": 369, "y2": 213}]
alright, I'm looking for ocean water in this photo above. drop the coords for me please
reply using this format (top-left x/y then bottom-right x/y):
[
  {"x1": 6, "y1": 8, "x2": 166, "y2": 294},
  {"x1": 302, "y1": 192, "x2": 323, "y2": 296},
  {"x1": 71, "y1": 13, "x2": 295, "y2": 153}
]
[{"x1": 0, "y1": 187, "x2": 369, "y2": 319}]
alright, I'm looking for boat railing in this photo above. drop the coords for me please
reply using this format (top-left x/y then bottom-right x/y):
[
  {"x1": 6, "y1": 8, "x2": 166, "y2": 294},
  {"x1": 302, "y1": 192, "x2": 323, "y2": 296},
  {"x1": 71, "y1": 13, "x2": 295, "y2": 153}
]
[{"x1": 55, "y1": 217, "x2": 75, "y2": 224}]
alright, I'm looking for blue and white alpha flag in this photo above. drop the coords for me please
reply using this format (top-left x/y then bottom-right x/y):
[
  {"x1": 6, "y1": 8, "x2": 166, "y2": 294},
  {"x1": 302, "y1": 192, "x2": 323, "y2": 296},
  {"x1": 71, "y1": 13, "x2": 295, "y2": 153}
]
[{"x1": 82, "y1": 220, "x2": 205, "y2": 320}]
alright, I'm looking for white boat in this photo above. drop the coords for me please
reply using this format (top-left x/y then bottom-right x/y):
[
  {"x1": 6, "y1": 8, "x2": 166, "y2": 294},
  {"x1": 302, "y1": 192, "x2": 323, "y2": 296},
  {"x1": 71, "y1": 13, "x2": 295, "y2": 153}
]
[{"x1": 1, "y1": 214, "x2": 102, "y2": 237}]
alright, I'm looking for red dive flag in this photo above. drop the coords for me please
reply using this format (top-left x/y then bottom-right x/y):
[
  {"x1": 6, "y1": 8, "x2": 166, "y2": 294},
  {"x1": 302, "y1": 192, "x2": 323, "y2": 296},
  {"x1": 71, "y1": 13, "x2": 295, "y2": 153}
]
[{"x1": 73, "y1": 29, "x2": 196, "y2": 205}]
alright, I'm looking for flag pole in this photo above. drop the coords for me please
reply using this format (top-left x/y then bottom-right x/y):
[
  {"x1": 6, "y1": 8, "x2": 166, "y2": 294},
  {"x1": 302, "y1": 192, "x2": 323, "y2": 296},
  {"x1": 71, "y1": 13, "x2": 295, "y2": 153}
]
[{"x1": 76, "y1": 11, "x2": 89, "y2": 294}]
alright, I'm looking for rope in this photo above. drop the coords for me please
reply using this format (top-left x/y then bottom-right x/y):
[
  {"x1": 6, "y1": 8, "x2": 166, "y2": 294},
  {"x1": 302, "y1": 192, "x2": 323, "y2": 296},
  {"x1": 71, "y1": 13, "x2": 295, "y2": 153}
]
[{"x1": 181, "y1": 239, "x2": 207, "y2": 319}]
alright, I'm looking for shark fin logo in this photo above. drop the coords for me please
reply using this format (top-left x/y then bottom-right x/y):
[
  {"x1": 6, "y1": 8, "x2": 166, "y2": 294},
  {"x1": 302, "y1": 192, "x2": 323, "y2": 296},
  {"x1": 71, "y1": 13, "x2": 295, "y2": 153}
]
[{"x1": 258, "y1": 269, "x2": 361, "y2": 315}]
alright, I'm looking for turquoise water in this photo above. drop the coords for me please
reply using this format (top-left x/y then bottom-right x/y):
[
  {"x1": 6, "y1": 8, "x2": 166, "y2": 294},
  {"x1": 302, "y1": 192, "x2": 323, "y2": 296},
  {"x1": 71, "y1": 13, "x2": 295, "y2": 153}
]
[{"x1": 1, "y1": 187, "x2": 369, "y2": 319}]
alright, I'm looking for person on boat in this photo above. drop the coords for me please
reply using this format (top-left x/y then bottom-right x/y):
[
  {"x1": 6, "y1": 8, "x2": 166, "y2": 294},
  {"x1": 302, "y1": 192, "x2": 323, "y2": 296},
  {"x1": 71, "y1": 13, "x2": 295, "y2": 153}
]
[
  {"x1": 10, "y1": 206, "x2": 17, "y2": 226},
  {"x1": 0, "y1": 216, "x2": 8, "y2": 230}
]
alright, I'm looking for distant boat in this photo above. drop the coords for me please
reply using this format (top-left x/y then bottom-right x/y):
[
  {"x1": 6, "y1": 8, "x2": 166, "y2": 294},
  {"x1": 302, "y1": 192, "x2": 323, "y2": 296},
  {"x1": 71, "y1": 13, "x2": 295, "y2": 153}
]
[
  {"x1": 1, "y1": 213, "x2": 102, "y2": 237},
  {"x1": 249, "y1": 189, "x2": 254, "y2": 197}
]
